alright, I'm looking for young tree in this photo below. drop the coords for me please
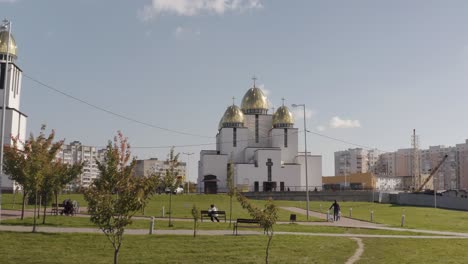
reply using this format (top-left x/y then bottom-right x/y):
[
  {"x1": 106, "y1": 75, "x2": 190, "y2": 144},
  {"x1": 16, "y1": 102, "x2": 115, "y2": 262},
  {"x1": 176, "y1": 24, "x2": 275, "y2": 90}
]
[
  {"x1": 42, "y1": 160, "x2": 83, "y2": 223},
  {"x1": 236, "y1": 193, "x2": 278, "y2": 264},
  {"x1": 84, "y1": 132, "x2": 160, "y2": 264},
  {"x1": 162, "y1": 147, "x2": 182, "y2": 227},
  {"x1": 4, "y1": 126, "x2": 63, "y2": 231},
  {"x1": 226, "y1": 160, "x2": 235, "y2": 227},
  {"x1": 191, "y1": 204, "x2": 200, "y2": 237}
]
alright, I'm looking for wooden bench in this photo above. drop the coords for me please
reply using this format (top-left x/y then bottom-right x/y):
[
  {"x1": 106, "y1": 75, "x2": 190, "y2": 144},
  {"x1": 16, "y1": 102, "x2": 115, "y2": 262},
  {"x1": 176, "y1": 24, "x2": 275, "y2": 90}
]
[
  {"x1": 50, "y1": 203, "x2": 65, "y2": 215},
  {"x1": 200, "y1": 210, "x2": 226, "y2": 222},
  {"x1": 233, "y1": 218, "x2": 262, "y2": 235}
]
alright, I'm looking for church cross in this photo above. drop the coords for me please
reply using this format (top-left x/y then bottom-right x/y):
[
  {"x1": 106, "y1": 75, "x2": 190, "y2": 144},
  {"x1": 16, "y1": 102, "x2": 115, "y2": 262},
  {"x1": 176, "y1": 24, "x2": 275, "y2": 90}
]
[
  {"x1": 252, "y1": 76, "x2": 257, "y2": 87},
  {"x1": 281, "y1": 98, "x2": 285, "y2": 106},
  {"x1": 232, "y1": 96, "x2": 236, "y2": 105}
]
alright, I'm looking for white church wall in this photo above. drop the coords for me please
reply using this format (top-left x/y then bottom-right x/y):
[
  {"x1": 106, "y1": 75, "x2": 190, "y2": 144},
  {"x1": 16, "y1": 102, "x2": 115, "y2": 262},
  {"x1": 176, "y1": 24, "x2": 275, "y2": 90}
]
[
  {"x1": 198, "y1": 153, "x2": 228, "y2": 190},
  {"x1": 218, "y1": 127, "x2": 248, "y2": 162},
  {"x1": 296, "y1": 155, "x2": 322, "y2": 189},
  {"x1": 271, "y1": 127, "x2": 298, "y2": 163},
  {"x1": 244, "y1": 114, "x2": 273, "y2": 148}
]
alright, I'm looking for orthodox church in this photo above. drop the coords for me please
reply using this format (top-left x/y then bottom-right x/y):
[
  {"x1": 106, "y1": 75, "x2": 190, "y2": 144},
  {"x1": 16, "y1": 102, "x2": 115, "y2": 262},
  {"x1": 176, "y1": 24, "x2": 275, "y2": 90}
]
[{"x1": 197, "y1": 80, "x2": 322, "y2": 194}]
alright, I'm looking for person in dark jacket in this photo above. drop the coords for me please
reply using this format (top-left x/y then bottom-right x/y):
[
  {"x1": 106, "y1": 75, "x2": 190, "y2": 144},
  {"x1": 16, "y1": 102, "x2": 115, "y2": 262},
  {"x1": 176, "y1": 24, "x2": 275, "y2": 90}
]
[{"x1": 329, "y1": 200, "x2": 340, "y2": 221}]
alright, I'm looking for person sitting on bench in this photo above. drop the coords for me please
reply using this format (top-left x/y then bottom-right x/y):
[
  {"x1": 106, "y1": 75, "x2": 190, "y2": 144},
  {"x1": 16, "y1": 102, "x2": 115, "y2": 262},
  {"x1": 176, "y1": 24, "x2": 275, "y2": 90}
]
[{"x1": 208, "y1": 204, "x2": 220, "y2": 222}]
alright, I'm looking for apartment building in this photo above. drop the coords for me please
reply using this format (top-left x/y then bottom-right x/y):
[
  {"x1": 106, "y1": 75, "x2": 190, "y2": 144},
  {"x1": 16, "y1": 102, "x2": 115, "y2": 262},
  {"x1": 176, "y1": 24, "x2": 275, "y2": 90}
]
[
  {"x1": 55, "y1": 141, "x2": 105, "y2": 189},
  {"x1": 134, "y1": 158, "x2": 186, "y2": 179},
  {"x1": 334, "y1": 148, "x2": 381, "y2": 176}
]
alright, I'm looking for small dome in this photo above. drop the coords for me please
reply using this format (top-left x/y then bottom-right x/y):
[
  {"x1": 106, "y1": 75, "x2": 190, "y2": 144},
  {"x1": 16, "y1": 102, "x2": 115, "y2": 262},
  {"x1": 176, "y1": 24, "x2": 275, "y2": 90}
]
[
  {"x1": 0, "y1": 30, "x2": 17, "y2": 58},
  {"x1": 221, "y1": 105, "x2": 244, "y2": 128},
  {"x1": 273, "y1": 106, "x2": 294, "y2": 128},
  {"x1": 241, "y1": 87, "x2": 268, "y2": 114}
]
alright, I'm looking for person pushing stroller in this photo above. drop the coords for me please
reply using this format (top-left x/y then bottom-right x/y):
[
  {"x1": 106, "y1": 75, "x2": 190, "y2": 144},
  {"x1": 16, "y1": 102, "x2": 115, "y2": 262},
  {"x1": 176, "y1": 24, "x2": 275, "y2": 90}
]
[{"x1": 329, "y1": 200, "x2": 340, "y2": 221}]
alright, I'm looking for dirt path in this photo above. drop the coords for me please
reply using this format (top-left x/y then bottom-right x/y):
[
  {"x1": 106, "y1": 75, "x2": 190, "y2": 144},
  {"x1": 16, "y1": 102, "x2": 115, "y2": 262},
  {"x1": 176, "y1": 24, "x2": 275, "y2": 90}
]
[{"x1": 345, "y1": 238, "x2": 364, "y2": 264}]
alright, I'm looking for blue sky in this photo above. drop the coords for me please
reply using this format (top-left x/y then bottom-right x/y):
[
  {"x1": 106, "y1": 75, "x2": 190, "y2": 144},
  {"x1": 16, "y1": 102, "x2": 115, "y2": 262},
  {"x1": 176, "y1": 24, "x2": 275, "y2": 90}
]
[{"x1": 2, "y1": 0, "x2": 468, "y2": 179}]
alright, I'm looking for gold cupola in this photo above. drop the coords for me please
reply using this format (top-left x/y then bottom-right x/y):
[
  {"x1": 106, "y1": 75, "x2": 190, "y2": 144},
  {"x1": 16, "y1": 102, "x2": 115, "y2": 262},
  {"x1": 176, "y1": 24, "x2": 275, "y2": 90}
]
[
  {"x1": 0, "y1": 30, "x2": 17, "y2": 59},
  {"x1": 273, "y1": 103, "x2": 294, "y2": 128},
  {"x1": 220, "y1": 104, "x2": 244, "y2": 129},
  {"x1": 241, "y1": 78, "x2": 268, "y2": 114}
]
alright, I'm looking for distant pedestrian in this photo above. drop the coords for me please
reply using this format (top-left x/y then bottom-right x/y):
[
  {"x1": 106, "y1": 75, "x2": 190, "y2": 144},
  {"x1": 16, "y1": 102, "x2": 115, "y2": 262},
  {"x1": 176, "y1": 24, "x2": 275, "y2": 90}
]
[
  {"x1": 329, "y1": 200, "x2": 340, "y2": 221},
  {"x1": 208, "y1": 204, "x2": 220, "y2": 222}
]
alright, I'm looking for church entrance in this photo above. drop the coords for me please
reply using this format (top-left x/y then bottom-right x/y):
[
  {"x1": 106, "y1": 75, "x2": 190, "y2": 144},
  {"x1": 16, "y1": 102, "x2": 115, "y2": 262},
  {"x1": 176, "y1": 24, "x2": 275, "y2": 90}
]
[
  {"x1": 203, "y1": 175, "x2": 218, "y2": 194},
  {"x1": 263, "y1": 181, "x2": 277, "y2": 192}
]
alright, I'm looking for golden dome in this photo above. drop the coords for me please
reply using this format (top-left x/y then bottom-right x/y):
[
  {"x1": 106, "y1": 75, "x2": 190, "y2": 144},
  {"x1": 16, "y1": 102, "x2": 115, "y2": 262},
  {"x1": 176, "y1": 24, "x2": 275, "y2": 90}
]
[
  {"x1": 241, "y1": 87, "x2": 268, "y2": 114},
  {"x1": 0, "y1": 30, "x2": 17, "y2": 58},
  {"x1": 221, "y1": 105, "x2": 244, "y2": 128},
  {"x1": 273, "y1": 106, "x2": 294, "y2": 128}
]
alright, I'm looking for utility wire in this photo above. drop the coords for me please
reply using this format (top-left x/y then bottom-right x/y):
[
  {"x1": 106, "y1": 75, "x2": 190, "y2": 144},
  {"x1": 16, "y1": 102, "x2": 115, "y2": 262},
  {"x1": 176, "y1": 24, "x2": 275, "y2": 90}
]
[
  {"x1": 23, "y1": 74, "x2": 213, "y2": 139},
  {"x1": 23, "y1": 74, "x2": 389, "y2": 153}
]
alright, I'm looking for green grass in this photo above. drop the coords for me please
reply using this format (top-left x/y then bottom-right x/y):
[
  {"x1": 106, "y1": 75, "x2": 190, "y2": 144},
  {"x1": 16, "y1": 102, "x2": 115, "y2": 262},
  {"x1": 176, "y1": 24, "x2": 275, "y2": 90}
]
[
  {"x1": 0, "y1": 232, "x2": 356, "y2": 264},
  {"x1": 2, "y1": 216, "x2": 440, "y2": 236},
  {"x1": 303, "y1": 201, "x2": 468, "y2": 233},
  {"x1": 360, "y1": 238, "x2": 468, "y2": 263},
  {"x1": 5, "y1": 193, "x2": 468, "y2": 232}
]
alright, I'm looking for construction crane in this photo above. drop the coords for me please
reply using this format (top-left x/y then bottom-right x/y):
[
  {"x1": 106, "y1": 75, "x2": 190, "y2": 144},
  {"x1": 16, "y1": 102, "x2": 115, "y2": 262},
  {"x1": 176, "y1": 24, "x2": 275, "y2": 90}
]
[{"x1": 415, "y1": 154, "x2": 448, "y2": 192}]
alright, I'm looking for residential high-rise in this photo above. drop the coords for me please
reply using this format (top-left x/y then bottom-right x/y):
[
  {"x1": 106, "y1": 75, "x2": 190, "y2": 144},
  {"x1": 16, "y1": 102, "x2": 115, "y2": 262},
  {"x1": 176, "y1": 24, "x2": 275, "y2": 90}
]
[
  {"x1": 55, "y1": 141, "x2": 105, "y2": 189},
  {"x1": 334, "y1": 148, "x2": 380, "y2": 176},
  {"x1": 134, "y1": 158, "x2": 186, "y2": 178}
]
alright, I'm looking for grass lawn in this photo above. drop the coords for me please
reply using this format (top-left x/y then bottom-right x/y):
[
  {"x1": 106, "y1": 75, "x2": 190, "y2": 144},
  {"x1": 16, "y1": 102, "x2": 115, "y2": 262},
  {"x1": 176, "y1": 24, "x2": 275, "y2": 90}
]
[
  {"x1": 360, "y1": 238, "x2": 468, "y2": 263},
  {"x1": 0, "y1": 232, "x2": 356, "y2": 264},
  {"x1": 5, "y1": 193, "x2": 468, "y2": 232},
  {"x1": 304, "y1": 201, "x2": 468, "y2": 233},
  {"x1": 2, "y1": 215, "x2": 439, "y2": 236}
]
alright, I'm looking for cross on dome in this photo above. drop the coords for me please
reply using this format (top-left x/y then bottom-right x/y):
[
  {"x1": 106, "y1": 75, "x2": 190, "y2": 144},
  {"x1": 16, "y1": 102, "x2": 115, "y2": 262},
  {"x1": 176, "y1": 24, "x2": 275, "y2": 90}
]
[
  {"x1": 281, "y1": 98, "x2": 285, "y2": 106},
  {"x1": 232, "y1": 96, "x2": 236, "y2": 105},
  {"x1": 252, "y1": 76, "x2": 257, "y2": 88}
]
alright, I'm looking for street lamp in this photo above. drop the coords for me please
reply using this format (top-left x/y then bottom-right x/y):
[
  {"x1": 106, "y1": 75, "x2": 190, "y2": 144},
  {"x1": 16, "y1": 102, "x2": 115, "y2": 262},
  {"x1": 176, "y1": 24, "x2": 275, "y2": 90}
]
[
  {"x1": 182, "y1": 152, "x2": 194, "y2": 194},
  {"x1": 0, "y1": 19, "x2": 12, "y2": 223},
  {"x1": 291, "y1": 103, "x2": 309, "y2": 221}
]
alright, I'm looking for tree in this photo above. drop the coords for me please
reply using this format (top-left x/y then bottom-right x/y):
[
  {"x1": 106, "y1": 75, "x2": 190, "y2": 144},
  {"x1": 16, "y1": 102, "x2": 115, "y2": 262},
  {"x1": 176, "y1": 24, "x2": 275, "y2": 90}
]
[
  {"x1": 162, "y1": 147, "x2": 182, "y2": 227},
  {"x1": 236, "y1": 193, "x2": 278, "y2": 264},
  {"x1": 84, "y1": 132, "x2": 160, "y2": 264},
  {"x1": 191, "y1": 204, "x2": 200, "y2": 237},
  {"x1": 226, "y1": 160, "x2": 236, "y2": 227},
  {"x1": 42, "y1": 160, "x2": 83, "y2": 223},
  {"x1": 4, "y1": 126, "x2": 63, "y2": 231}
]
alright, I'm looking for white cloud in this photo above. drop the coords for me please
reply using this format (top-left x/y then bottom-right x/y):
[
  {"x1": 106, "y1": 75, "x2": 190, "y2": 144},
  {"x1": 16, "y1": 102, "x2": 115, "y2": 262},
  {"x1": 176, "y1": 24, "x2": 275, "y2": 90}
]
[
  {"x1": 0, "y1": 0, "x2": 18, "y2": 3},
  {"x1": 258, "y1": 83, "x2": 270, "y2": 96},
  {"x1": 139, "y1": 0, "x2": 263, "y2": 21},
  {"x1": 292, "y1": 108, "x2": 315, "y2": 120},
  {"x1": 329, "y1": 116, "x2": 361, "y2": 128}
]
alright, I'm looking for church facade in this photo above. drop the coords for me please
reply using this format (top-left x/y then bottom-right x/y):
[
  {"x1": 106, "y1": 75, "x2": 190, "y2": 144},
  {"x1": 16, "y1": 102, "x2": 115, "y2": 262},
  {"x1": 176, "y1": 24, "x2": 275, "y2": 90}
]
[{"x1": 197, "y1": 82, "x2": 322, "y2": 193}]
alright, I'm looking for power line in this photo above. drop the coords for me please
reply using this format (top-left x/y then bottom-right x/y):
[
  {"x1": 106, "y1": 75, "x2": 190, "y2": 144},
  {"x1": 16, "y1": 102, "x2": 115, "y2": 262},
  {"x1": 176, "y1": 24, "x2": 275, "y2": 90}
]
[
  {"x1": 23, "y1": 74, "x2": 213, "y2": 139},
  {"x1": 22, "y1": 74, "x2": 389, "y2": 153}
]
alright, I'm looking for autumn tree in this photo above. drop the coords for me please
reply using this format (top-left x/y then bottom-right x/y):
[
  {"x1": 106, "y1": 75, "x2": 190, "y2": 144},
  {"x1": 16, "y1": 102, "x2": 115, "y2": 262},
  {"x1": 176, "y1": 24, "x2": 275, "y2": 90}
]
[
  {"x1": 84, "y1": 132, "x2": 160, "y2": 264},
  {"x1": 237, "y1": 193, "x2": 278, "y2": 264},
  {"x1": 42, "y1": 160, "x2": 83, "y2": 223},
  {"x1": 162, "y1": 147, "x2": 182, "y2": 227},
  {"x1": 4, "y1": 126, "x2": 63, "y2": 231}
]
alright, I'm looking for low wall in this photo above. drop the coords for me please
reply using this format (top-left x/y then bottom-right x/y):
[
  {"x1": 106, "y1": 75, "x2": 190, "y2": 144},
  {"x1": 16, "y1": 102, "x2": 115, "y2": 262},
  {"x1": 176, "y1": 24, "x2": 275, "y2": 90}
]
[
  {"x1": 397, "y1": 193, "x2": 468, "y2": 211},
  {"x1": 243, "y1": 191, "x2": 375, "y2": 202}
]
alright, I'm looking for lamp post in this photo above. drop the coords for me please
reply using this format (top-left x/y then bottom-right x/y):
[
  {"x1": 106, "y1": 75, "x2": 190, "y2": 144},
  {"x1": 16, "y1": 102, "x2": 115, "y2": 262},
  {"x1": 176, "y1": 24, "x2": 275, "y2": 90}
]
[
  {"x1": 292, "y1": 103, "x2": 309, "y2": 221},
  {"x1": 182, "y1": 152, "x2": 194, "y2": 194},
  {"x1": 0, "y1": 19, "x2": 12, "y2": 223}
]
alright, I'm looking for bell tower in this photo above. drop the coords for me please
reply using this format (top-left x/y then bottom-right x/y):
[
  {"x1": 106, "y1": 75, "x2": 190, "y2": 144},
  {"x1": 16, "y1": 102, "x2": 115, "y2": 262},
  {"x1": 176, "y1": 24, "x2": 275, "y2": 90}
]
[{"x1": 0, "y1": 20, "x2": 27, "y2": 191}]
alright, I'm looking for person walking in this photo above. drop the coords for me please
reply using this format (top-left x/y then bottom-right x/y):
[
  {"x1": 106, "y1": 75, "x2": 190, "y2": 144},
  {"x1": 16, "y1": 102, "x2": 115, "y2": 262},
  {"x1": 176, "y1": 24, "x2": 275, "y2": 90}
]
[
  {"x1": 329, "y1": 200, "x2": 340, "y2": 221},
  {"x1": 208, "y1": 204, "x2": 220, "y2": 222}
]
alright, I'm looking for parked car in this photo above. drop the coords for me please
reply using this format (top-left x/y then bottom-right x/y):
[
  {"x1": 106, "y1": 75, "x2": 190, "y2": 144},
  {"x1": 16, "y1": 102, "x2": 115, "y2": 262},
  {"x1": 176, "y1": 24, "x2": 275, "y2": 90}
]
[{"x1": 165, "y1": 186, "x2": 184, "y2": 194}]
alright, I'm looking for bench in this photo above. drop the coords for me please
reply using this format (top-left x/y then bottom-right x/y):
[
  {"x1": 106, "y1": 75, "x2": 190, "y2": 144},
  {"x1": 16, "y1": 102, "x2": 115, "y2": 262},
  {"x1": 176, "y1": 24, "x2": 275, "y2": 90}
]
[
  {"x1": 50, "y1": 203, "x2": 65, "y2": 215},
  {"x1": 200, "y1": 210, "x2": 226, "y2": 222},
  {"x1": 233, "y1": 218, "x2": 262, "y2": 235}
]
